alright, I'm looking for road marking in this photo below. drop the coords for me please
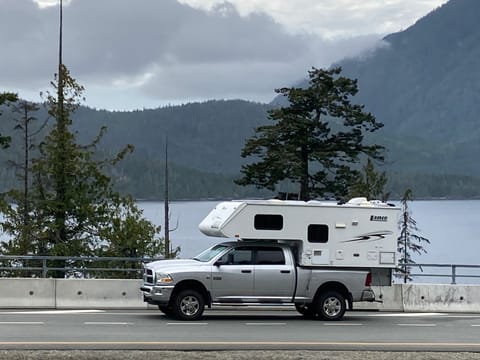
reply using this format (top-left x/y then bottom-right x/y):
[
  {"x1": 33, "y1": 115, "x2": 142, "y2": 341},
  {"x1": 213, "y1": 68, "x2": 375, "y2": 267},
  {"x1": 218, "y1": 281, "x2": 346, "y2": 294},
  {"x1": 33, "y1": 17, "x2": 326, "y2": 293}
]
[
  {"x1": 323, "y1": 323, "x2": 362, "y2": 326},
  {"x1": 362, "y1": 312, "x2": 445, "y2": 317},
  {"x1": 245, "y1": 323, "x2": 286, "y2": 326},
  {"x1": 84, "y1": 322, "x2": 132, "y2": 325},
  {"x1": 471, "y1": 325, "x2": 480, "y2": 327},
  {"x1": 397, "y1": 323, "x2": 437, "y2": 327},
  {"x1": 0, "y1": 322, "x2": 44, "y2": 325},
  {"x1": 1, "y1": 310, "x2": 105, "y2": 315}
]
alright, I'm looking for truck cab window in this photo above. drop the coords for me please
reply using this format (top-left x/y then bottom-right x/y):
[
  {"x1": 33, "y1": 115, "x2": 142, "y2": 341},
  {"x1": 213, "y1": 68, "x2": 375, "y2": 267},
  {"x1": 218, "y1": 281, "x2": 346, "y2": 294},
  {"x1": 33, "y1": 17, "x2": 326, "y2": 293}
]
[
  {"x1": 308, "y1": 224, "x2": 329, "y2": 243},
  {"x1": 255, "y1": 247, "x2": 285, "y2": 265},
  {"x1": 218, "y1": 248, "x2": 253, "y2": 265}
]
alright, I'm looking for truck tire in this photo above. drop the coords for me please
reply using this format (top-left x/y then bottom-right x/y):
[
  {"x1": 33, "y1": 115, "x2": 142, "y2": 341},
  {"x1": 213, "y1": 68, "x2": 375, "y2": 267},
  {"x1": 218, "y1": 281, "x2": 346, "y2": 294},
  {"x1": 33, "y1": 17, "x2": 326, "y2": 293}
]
[
  {"x1": 316, "y1": 290, "x2": 346, "y2": 321},
  {"x1": 295, "y1": 303, "x2": 316, "y2": 319},
  {"x1": 158, "y1": 305, "x2": 174, "y2": 317},
  {"x1": 172, "y1": 289, "x2": 205, "y2": 321}
]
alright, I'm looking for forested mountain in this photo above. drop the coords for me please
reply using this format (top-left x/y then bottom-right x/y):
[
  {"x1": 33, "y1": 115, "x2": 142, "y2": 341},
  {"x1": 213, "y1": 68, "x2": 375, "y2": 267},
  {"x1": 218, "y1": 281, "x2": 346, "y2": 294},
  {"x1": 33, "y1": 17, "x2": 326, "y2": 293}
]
[
  {"x1": 337, "y1": 0, "x2": 480, "y2": 178},
  {"x1": 1, "y1": 0, "x2": 480, "y2": 200}
]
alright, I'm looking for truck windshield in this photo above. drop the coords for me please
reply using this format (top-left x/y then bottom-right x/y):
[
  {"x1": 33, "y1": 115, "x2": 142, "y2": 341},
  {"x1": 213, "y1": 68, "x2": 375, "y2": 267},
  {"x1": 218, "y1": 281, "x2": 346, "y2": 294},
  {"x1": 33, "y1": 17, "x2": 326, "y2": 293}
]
[{"x1": 193, "y1": 244, "x2": 229, "y2": 262}]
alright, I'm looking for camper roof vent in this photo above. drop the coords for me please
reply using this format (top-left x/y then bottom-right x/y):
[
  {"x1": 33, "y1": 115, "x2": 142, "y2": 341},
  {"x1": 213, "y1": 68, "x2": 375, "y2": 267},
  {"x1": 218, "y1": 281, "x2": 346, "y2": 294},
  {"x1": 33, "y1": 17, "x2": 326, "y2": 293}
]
[{"x1": 347, "y1": 197, "x2": 369, "y2": 205}]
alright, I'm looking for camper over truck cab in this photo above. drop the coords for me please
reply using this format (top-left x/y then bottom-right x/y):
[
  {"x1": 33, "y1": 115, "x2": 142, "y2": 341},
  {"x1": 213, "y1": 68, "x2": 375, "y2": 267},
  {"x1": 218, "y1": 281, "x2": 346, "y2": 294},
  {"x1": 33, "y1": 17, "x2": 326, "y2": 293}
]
[
  {"x1": 141, "y1": 197, "x2": 400, "y2": 321},
  {"x1": 198, "y1": 197, "x2": 400, "y2": 268}
]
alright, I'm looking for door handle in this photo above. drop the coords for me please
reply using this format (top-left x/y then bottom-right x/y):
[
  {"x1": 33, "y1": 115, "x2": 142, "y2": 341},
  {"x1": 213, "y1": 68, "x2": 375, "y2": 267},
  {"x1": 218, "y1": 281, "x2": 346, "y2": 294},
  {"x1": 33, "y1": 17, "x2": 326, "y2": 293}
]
[
  {"x1": 280, "y1": 270, "x2": 291, "y2": 274},
  {"x1": 241, "y1": 270, "x2": 252, "y2": 273}
]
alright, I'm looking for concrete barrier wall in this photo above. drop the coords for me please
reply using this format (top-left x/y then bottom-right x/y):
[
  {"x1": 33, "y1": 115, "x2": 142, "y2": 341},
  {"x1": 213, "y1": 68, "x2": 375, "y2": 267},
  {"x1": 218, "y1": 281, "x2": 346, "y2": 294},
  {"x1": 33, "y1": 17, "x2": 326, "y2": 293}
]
[
  {"x1": 0, "y1": 279, "x2": 56, "y2": 308},
  {"x1": 402, "y1": 284, "x2": 480, "y2": 312},
  {"x1": 1, "y1": 279, "x2": 480, "y2": 312},
  {"x1": 55, "y1": 279, "x2": 147, "y2": 309},
  {"x1": 358, "y1": 284, "x2": 480, "y2": 312}
]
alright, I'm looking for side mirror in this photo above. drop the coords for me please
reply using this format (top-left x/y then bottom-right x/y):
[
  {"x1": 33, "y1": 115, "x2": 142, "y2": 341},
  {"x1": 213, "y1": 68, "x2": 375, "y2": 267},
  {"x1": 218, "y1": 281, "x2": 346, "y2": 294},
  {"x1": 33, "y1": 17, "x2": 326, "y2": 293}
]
[{"x1": 214, "y1": 260, "x2": 224, "y2": 267}]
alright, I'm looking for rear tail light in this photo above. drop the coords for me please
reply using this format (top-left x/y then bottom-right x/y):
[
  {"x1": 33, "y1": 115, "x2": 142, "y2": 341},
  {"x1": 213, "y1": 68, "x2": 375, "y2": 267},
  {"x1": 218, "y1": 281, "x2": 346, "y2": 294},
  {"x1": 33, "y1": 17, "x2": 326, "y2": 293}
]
[{"x1": 365, "y1": 272, "x2": 372, "y2": 286}]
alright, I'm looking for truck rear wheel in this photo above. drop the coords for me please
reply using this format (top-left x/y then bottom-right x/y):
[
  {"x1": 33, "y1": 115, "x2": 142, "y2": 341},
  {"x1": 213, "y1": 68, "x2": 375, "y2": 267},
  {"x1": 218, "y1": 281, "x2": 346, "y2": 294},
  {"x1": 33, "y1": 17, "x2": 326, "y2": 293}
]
[
  {"x1": 172, "y1": 289, "x2": 205, "y2": 321},
  {"x1": 316, "y1": 290, "x2": 346, "y2": 321}
]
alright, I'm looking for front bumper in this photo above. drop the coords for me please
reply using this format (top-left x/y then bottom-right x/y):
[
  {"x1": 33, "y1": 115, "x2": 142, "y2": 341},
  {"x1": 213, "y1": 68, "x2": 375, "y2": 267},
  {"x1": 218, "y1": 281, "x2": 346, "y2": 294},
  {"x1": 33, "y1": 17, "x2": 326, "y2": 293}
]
[{"x1": 140, "y1": 284, "x2": 175, "y2": 305}]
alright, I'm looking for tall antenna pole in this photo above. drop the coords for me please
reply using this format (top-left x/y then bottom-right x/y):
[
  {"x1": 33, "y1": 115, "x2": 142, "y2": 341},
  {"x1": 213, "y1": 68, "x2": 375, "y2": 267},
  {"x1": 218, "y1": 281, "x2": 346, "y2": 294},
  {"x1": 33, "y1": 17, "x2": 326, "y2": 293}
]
[
  {"x1": 58, "y1": 0, "x2": 63, "y2": 69},
  {"x1": 164, "y1": 136, "x2": 170, "y2": 258}
]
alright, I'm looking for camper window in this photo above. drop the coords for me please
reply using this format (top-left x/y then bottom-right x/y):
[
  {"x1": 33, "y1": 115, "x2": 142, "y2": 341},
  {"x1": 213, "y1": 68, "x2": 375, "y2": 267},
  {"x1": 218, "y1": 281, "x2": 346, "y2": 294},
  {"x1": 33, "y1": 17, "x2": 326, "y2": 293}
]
[
  {"x1": 254, "y1": 214, "x2": 283, "y2": 230},
  {"x1": 307, "y1": 224, "x2": 329, "y2": 243}
]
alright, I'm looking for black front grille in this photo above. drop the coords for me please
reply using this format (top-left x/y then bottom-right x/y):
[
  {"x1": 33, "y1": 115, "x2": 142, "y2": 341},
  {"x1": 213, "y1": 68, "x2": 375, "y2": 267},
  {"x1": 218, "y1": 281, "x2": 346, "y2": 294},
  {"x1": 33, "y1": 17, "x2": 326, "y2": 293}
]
[{"x1": 144, "y1": 268, "x2": 154, "y2": 284}]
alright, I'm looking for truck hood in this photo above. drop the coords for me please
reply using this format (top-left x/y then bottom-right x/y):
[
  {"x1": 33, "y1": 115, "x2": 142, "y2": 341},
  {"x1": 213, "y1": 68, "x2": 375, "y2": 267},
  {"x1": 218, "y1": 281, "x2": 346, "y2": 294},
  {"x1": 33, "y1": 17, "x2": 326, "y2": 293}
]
[{"x1": 145, "y1": 259, "x2": 202, "y2": 272}]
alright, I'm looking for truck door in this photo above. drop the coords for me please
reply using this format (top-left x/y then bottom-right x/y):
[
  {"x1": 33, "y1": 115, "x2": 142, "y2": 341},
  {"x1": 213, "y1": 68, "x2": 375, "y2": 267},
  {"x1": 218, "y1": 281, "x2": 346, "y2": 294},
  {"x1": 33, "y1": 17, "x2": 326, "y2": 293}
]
[
  {"x1": 210, "y1": 246, "x2": 254, "y2": 301},
  {"x1": 253, "y1": 246, "x2": 295, "y2": 300}
]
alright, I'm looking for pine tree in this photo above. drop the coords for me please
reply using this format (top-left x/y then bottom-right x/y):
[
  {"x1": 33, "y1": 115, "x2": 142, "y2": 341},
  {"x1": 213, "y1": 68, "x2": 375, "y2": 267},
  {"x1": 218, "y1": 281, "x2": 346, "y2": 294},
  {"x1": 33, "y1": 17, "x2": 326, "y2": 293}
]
[
  {"x1": 236, "y1": 67, "x2": 384, "y2": 200},
  {"x1": 0, "y1": 66, "x2": 167, "y2": 277},
  {"x1": 397, "y1": 189, "x2": 430, "y2": 283},
  {"x1": 0, "y1": 92, "x2": 18, "y2": 148},
  {"x1": 348, "y1": 158, "x2": 389, "y2": 201}
]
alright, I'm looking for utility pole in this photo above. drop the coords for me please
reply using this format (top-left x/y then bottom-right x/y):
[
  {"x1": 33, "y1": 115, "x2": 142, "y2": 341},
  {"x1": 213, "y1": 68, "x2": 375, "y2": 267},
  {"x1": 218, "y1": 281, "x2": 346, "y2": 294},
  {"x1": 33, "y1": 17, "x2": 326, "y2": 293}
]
[{"x1": 164, "y1": 137, "x2": 170, "y2": 258}]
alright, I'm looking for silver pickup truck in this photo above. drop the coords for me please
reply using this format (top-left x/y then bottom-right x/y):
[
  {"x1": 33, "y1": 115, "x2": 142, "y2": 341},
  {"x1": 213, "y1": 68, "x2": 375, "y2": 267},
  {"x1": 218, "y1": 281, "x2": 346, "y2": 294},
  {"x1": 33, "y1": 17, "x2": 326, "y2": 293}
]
[{"x1": 141, "y1": 241, "x2": 375, "y2": 321}]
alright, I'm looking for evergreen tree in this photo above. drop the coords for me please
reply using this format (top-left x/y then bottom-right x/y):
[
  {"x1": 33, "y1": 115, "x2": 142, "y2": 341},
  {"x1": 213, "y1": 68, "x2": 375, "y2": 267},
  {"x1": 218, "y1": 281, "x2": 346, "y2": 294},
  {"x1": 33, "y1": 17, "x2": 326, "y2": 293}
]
[
  {"x1": 0, "y1": 100, "x2": 45, "y2": 255},
  {"x1": 0, "y1": 66, "x2": 167, "y2": 277},
  {"x1": 348, "y1": 158, "x2": 389, "y2": 201},
  {"x1": 236, "y1": 67, "x2": 384, "y2": 200},
  {"x1": 0, "y1": 92, "x2": 18, "y2": 148},
  {"x1": 397, "y1": 189, "x2": 430, "y2": 283}
]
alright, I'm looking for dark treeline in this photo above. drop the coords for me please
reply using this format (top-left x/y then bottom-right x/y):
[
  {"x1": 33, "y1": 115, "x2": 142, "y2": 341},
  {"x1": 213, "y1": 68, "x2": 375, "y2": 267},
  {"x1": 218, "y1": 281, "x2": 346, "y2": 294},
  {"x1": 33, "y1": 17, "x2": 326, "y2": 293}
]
[{"x1": 1, "y1": 98, "x2": 480, "y2": 200}]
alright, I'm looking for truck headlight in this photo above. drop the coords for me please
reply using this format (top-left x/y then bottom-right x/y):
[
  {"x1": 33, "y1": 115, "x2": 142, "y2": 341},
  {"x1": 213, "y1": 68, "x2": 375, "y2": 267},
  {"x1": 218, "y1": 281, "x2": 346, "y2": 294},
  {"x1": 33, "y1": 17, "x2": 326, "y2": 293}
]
[{"x1": 156, "y1": 273, "x2": 173, "y2": 284}]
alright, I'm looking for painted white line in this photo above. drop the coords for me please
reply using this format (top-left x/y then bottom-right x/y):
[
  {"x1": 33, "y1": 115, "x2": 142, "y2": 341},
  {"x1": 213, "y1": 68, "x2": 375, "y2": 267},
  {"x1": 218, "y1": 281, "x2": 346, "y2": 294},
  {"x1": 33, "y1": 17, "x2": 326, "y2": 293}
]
[
  {"x1": 363, "y1": 313, "x2": 446, "y2": 317},
  {"x1": 323, "y1": 323, "x2": 363, "y2": 326},
  {"x1": 84, "y1": 322, "x2": 132, "y2": 325},
  {"x1": 397, "y1": 323, "x2": 437, "y2": 327},
  {"x1": 245, "y1": 323, "x2": 286, "y2": 326},
  {"x1": 0, "y1": 322, "x2": 44, "y2": 325},
  {"x1": 1, "y1": 310, "x2": 105, "y2": 315},
  {"x1": 471, "y1": 325, "x2": 480, "y2": 327}
]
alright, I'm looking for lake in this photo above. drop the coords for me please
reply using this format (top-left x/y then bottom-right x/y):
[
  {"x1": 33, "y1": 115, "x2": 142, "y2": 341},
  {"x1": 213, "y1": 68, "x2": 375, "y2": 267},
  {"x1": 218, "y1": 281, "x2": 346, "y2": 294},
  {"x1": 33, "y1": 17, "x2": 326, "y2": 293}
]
[
  {"x1": 140, "y1": 200, "x2": 480, "y2": 265},
  {"x1": 0, "y1": 199, "x2": 478, "y2": 265}
]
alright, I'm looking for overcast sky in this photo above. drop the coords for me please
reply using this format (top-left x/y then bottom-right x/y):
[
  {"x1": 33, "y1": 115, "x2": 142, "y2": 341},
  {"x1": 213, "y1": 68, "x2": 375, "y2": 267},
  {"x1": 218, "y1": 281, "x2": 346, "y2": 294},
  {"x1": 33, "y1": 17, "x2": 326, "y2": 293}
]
[{"x1": 1, "y1": 0, "x2": 448, "y2": 110}]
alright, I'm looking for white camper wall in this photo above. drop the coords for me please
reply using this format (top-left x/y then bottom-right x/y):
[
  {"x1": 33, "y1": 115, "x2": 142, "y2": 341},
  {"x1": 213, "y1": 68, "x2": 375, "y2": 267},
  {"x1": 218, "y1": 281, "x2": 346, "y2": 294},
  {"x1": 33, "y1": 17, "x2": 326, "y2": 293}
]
[{"x1": 199, "y1": 199, "x2": 400, "y2": 268}]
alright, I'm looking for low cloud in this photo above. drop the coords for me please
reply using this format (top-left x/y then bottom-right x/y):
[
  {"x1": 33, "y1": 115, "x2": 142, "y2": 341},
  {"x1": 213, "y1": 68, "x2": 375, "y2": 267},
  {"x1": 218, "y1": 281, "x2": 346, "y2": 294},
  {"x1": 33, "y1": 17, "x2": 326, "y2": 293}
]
[{"x1": 1, "y1": 0, "x2": 383, "y2": 109}]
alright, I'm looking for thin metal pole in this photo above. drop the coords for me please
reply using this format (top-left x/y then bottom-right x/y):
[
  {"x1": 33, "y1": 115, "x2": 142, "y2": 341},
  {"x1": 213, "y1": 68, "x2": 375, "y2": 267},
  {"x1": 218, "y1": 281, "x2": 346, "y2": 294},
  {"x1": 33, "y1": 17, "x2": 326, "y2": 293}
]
[
  {"x1": 452, "y1": 265, "x2": 457, "y2": 285},
  {"x1": 164, "y1": 136, "x2": 170, "y2": 258}
]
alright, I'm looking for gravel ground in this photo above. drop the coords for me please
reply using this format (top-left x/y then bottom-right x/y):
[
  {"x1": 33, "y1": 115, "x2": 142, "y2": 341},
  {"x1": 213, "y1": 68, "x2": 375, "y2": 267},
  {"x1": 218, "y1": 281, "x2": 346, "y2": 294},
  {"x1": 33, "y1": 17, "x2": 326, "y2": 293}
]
[{"x1": 1, "y1": 351, "x2": 480, "y2": 360}]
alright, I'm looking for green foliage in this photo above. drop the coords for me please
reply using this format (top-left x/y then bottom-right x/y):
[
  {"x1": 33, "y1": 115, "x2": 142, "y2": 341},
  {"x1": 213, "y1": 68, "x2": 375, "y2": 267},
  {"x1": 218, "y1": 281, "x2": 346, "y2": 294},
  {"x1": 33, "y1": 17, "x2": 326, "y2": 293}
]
[
  {"x1": 236, "y1": 67, "x2": 385, "y2": 200},
  {"x1": 0, "y1": 92, "x2": 18, "y2": 148},
  {"x1": 0, "y1": 67, "x2": 167, "y2": 276},
  {"x1": 349, "y1": 158, "x2": 389, "y2": 201},
  {"x1": 397, "y1": 189, "x2": 430, "y2": 283}
]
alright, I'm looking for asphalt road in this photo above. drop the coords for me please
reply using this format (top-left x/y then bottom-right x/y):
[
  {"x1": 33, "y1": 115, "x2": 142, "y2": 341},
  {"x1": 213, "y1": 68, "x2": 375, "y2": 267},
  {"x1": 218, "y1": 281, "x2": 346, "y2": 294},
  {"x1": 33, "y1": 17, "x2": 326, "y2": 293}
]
[{"x1": 0, "y1": 308, "x2": 479, "y2": 352}]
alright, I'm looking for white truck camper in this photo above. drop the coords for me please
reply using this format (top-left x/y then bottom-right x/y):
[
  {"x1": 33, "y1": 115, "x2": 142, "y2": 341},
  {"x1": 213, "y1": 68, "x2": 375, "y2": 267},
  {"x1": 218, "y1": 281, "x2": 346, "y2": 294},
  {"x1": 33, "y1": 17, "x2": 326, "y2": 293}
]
[
  {"x1": 141, "y1": 197, "x2": 401, "y2": 321},
  {"x1": 199, "y1": 197, "x2": 400, "y2": 268}
]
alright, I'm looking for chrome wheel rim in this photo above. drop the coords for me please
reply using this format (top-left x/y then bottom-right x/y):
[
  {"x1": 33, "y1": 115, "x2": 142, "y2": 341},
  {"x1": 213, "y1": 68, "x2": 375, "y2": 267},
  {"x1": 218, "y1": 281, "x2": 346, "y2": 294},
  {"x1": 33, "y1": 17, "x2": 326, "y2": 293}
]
[
  {"x1": 323, "y1": 297, "x2": 341, "y2": 317},
  {"x1": 180, "y1": 295, "x2": 200, "y2": 316}
]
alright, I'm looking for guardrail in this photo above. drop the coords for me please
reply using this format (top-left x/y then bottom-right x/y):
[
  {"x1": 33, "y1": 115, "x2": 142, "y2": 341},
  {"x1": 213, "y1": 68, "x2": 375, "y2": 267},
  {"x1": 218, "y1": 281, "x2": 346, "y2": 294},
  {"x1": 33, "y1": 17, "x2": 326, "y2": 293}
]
[
  {"x1": 398, "y1": 263, "x2": 480, "y2": 284},
  {"x1": 1, "y1": 255, "x2": 480, "y2": 283},
  {"x1": 0, "y1": 255, "x2": 162, "y2": 278}
]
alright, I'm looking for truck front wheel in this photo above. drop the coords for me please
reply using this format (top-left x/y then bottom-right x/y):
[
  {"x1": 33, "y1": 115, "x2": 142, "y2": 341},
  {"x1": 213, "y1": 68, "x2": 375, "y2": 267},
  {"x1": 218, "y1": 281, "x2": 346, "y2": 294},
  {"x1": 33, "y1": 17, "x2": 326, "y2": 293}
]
[
  {"x1": 158, "y1": 305, "x2": 174, "y2": 318},
  {"x1": 316, "y1": 290, "x2": 346, "y2": 321},
  {"x1": 295, "y1": 303, "x2": 316, "y2": 318},
  {"x1": 172, "y1": 289, "x2": 205, "y2": 321}
]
